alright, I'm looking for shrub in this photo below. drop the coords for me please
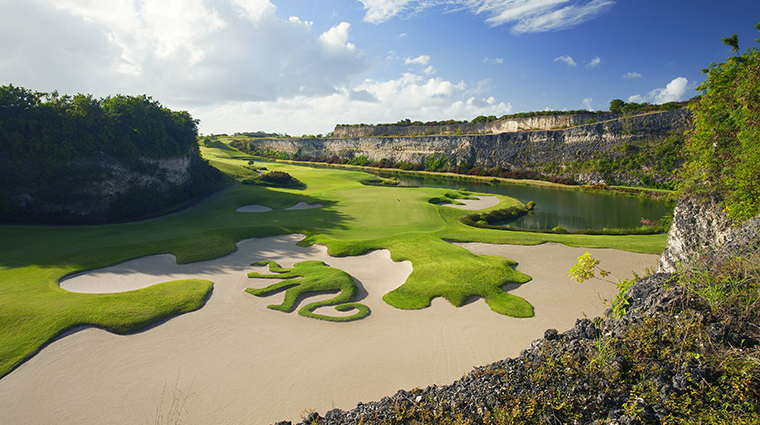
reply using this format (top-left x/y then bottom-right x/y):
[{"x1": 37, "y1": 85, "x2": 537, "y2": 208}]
[{"x1": 242, "y1": 171, "x2": 303, "y2": 188}]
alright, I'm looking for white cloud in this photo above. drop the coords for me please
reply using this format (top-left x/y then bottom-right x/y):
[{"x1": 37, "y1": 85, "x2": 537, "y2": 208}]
[
  {"x1": 405, "y1": 55, "x2": 430, "y2": 65},
  {"x1": 623, "y1": 71, "x2": 642, "y2": 79},
  {"x1": 358, "y1": 0, "x2": 615, "y2": 34},
  {"x1": 319, "y1": 22, "x2": 356, "y2": 52},
  {"x1": 628, "y1": 77, "x2": 689, "y2": 104},
  {"x1": 359, "y1": 0, "x2": 417, "y2": 24},
  {"x1": 582, "y1": 97, "x2": 594, "y2": 111},
  {"x1": 193, "y1": 73, "x2": 512, "y2": 135},
  {"x1": 1, "y1": 0, "x2": 368, "y2": 106},
  {"x1": 586, "y1": 56, "x2": 601, "y2": 68},
  {"x1": 483, "y1": 57, "x2": 504, "y2": 64},
  {"x1": 229, "y1": 0, "x2": 277, "y2": 22},
  {"x1": 2, "y1": 1, "x2": 514, "y2": 136},
  {"x1": 554, "y1": 55, "x2": 577, "y2": 67}
]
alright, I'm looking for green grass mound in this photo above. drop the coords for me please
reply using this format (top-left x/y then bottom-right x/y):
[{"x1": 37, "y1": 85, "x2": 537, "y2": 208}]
[
  {"x1": 460, "y1": 206, "x2": 531, "y2": 229},
  {"x1": 428, "y1": 189, "x2": 478, "y2": 205},
  {"x1": 360, "y1": 177, "x2": 400, "y2": 186},
  {"x1": 242, "y1": 171, "x2": 304, "y2": 188},
  {"x1": 377, "y1": 236, "x2": 534, "y2": 317},
  {"x1": 246, "y1": 260, "x2": 369, "y2": 322},
  {"x1": 1, "y1": 277, "x2": 212, "y2": 379}
]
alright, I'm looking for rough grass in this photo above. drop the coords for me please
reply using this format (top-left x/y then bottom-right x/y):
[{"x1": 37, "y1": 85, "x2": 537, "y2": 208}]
[
  {"x1": 246, "y1": 260, "x2": 370, "y2": 321},
  {"x1": 0, "y1": 159, "x2": 668, "y2": 378}
]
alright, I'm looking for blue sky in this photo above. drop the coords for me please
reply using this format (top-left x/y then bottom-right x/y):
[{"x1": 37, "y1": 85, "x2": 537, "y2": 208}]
[{"x1": 1, "y1": 0, "x2": 759, "y2": 136}]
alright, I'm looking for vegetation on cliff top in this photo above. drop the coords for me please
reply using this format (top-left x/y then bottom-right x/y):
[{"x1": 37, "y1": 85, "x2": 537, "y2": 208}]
[
  {"x1": 0, "y1": 85, "x2": 200, "y2": 160},
  {"x1": 0, "y1": 85, "x2": 222, "y2": 224},
  {"x1": 335, "y1": 101, "x2": 690, "y2": 128},
  {"x1": 679, "y1": 24, "x2": 760, "y2": 222}
]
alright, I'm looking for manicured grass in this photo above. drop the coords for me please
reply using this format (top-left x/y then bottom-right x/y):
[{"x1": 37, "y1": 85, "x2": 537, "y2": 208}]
[
  {"x1": 0, "y1": 158, "x2": 669, "y2": 378},
  {"x1": 246, "y1": 260, "x2": 369, "y2": 321}
]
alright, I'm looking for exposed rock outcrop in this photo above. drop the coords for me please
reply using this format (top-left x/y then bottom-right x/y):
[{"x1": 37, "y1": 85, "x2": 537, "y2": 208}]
[
  {"x1": 249, "y1": 110, "x2": 689, "y2": 185},
  {"x1": 658, "y1": 195, "x2": 760, "y2": 272},
  {"x1": 0, "y1": 147, "x2": 221, "y2": 224},
  {"x1": 334, "y1": 112, "x2": 619, "y2": 138}
]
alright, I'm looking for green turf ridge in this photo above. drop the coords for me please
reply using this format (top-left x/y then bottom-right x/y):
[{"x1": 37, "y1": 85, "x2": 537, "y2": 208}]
[
  {"x1": 0, "y1": 159, "x2": 669, "y2": 379},
  {"x1": 246, "y1": 260, "x2": 369, "y2": 321}
]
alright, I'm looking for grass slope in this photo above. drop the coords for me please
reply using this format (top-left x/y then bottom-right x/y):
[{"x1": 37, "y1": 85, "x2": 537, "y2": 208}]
[{"x1": 0, "y1": 156, "x2": 668, "y2": 379}]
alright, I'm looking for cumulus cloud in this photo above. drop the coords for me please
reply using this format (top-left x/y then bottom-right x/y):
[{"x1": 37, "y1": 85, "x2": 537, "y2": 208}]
[
  {"x1": 358, "y1": 0, "x2": 615, "y2": 34},
  {"x1": 554, "y1": 55, "x2": 577, "y2": 67},
  {"x1": 628, "y1": 77, "x2": 689, "y2": 104},
  {"x1": 586, "y1": 56, "x2": 601, "y2": 68},
  {"x1": 2, "y1": 0, "x2": 514, "y2": 135},
  {"x1": 193, "y1": 72, "x2": 512, "y2": 135},
  {"x1": 623, "y1": 71, "x2": 642, "y2": 79},
  {"x1": 582, "y1": 97, "x2": 594, "y2": 111},
  {"x1": 1, "y1": 0, "x2": 367, "y2": 106},
  {"x1": 483, "y1": 57, "x2": 504, "y2": 64},
  {"x1": 405, "y1": 55, "x2": 430, "y2": 65}
]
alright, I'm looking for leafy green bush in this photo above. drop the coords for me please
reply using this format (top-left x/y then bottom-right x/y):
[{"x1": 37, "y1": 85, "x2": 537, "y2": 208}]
[
  {"x1": 242, "y1": 171, "x2": 303, "y2": 188},
  {"x1": 460, "y1": 206, "x2": 530, "y2": 229}
]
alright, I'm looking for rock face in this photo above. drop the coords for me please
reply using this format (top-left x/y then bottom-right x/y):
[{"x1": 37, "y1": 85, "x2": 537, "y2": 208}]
[
  {"x1": 333, "y1": 112, "x2": 618, "y2": 138},
  {"x1": 252, "y1": 110, "x2": 689, "y2": 171},
  {"x1": 1, "y1": 147, "x2": 219, "y2": 224},
  {"x1": 658, "y1": 195, "x2": 760, "y2": 272}
]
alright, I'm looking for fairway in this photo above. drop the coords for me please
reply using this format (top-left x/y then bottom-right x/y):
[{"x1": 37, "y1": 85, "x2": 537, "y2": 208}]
[{"x1": 0, "y1": 152, "x2": 667, "y2": 404}]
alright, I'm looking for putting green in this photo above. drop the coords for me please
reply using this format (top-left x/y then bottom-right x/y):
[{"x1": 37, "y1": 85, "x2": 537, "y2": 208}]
[{"x1": 0, "y1": 152, "x2": 667, "y2": 379}]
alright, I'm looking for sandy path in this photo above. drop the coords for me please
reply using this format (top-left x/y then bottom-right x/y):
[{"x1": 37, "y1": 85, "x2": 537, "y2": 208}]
[{"x1": 0, "y1": 235, "x2": 659, "y2": 425}]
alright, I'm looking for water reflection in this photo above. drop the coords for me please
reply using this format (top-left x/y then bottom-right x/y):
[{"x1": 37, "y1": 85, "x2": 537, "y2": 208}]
[{"x1": 382, "y1": 174, "x2": 674, "y2": 232}]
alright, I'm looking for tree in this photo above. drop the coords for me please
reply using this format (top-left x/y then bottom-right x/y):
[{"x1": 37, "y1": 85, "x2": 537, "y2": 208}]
[
  {"x1": 679, "y1": 24, "x2": 760, "y2": 222},
  {"x1": 610, "y1": 99, "x2": 625, "y2": 113}
]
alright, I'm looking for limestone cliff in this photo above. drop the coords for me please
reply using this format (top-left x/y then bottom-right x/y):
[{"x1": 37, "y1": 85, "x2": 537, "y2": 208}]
[
  {"x1": 658, "y1": 195, "x2": 760, "y2": 272},
  {"x1": 248, "y1": 110, "x2": 689, "y2": 185},
  {"x1": 333, "y1": 112, "x2": 618, "y2": 138},
  {"x1": 0, "y1": 147, "x2": 221, "y2": 224}
]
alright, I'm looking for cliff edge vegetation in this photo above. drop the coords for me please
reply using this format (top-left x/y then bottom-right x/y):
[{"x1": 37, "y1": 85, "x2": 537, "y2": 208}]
[{"x1": 0, "y1": 85, "x2": 222, "y2": 224}]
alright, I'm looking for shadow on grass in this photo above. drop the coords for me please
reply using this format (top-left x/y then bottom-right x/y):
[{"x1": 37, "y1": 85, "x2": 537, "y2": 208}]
[{"x1": 0, "y1": 185, "x2": 354, "y2": 270}]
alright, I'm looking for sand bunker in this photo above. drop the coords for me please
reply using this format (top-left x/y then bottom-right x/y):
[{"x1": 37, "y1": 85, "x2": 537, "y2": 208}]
[
  {"x1": 235, "y1": 202, "x2": 322, "y2": 213},
  {"x1": 1, "y1": 235, "x2": 659, "y2": 425},
  {"x1": 285, "y1": 201, "x2": 323, "y2": 210},
  {"x1": 438, "y1": 195, "x2": 500, "y2": 210},
  {"x1": 235, "y1": 205, "x2": 272, "y2": 213}
]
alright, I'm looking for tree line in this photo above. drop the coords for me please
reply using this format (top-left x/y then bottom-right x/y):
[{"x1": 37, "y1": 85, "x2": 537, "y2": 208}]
[
  {"x1": 0, "y1": 85, "x2": 200, "y2": 162},
  {"x1": 0, "y1": 85, "x2": 222, "y2": 224}
]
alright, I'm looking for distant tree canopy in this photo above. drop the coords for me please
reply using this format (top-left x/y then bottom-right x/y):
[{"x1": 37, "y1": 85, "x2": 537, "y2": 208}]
[
  {"x1": 609, "y1": 98, "x2": 689, "y2": 114},
  {"x1": 679, "y1": 24, "x2": 760, "y2": 222},
  {"x1": 0, "y1": 85, "x2": 200, "y2": 162}
]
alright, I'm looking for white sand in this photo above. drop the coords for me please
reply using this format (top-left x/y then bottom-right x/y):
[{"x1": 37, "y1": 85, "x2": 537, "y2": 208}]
[
  {"x1": 286, "y1": 202, "x2": 323, "y2": 210},
  {"x1": 0, "y1": 235, "x2": 659, "y2": 425},
  {"x1": 437, "y1": 195, "x2": 500, "y2": 210},
  {"x1": 235, "y1": 205, "x2": 272, "y2": 213}
]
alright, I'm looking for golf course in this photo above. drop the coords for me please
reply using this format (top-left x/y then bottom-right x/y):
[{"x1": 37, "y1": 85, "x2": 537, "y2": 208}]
[{"x1": 0, "y1": 143, "x2": 667, "y2": 423}]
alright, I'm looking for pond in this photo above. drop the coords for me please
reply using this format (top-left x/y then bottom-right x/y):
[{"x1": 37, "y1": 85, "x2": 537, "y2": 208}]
[{"x1": 382, "y1": 174, "x2": 675, "y2": 232}]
